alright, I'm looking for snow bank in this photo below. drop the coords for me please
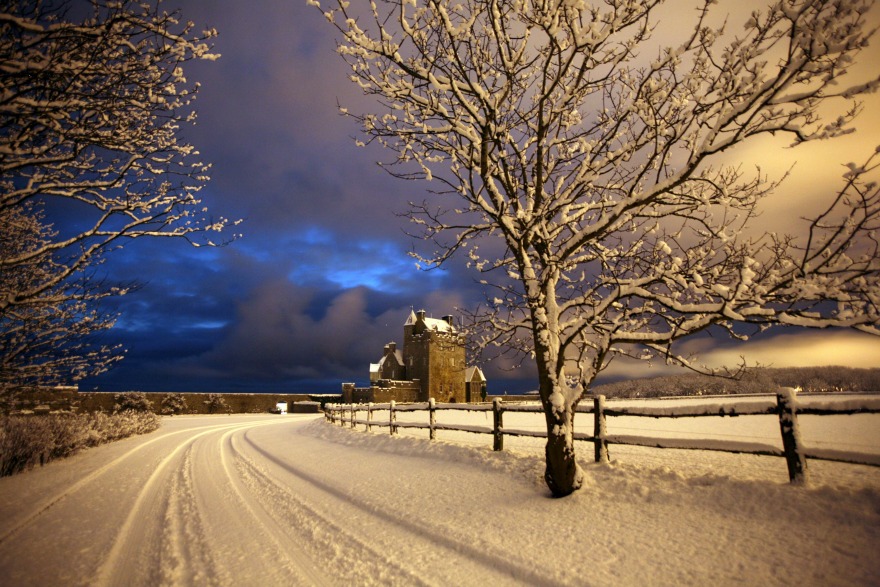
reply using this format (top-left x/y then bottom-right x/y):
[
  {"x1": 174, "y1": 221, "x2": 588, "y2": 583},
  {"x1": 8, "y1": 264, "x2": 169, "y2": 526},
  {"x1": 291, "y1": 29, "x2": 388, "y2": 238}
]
[{"x1": 305, "y1": 416, "x2": 880, "y2": 585}]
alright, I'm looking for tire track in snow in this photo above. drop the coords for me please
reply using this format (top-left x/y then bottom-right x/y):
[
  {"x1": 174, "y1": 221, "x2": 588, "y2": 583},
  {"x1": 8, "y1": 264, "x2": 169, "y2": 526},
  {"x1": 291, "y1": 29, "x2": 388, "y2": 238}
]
[
  {"x1": 0, "y1": 420, "x2": 256, "y2": 547},
  {"x1": 228, "y1": 432, "x2": 429, "y2": 586},
  {"x1": 159, "y1": 443, "x2": 222, "y2": 586},
  {"x1": 214, "y1": 427, "x2": 330, "y2": 586},
  {"x1": 92, "y1": 419, "x2": 285, "y2": 587},
  {"x1": 238, "y1": 429, "x2": 558, "y2": 586}
]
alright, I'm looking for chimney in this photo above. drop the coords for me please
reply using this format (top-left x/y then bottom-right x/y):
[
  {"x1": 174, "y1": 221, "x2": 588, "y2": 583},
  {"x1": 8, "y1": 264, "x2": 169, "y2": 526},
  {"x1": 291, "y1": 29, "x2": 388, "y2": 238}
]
[
  {"x1": 416, "y1": 309, "x2": 426, "y2": 321},
  {"x1": 442, "y1": 315, "x2": 454, "y2": 326},
  {"x1": 388, "y1": 342, "x2": 397, "y2": 354}
]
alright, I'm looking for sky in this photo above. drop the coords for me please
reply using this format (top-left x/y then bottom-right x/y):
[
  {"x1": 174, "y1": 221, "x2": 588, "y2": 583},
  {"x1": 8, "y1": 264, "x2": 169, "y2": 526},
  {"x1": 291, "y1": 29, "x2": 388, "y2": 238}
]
[{"x1": 78, "y1": 0, "x2": 880, "y2": 395}]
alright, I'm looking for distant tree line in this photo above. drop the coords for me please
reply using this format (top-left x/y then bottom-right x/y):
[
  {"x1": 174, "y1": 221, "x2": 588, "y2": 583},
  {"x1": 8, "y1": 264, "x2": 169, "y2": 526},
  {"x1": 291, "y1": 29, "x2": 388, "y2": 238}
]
[{"x1": 592, "y1": 367, "x2": 880, "y2": 399}]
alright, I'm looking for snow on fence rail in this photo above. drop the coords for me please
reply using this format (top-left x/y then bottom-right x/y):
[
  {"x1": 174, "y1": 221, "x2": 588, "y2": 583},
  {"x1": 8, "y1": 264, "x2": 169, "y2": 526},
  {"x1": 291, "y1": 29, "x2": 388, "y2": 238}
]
[{"x1": 323, "y1": 389, "x2": 880, "y2": 485}]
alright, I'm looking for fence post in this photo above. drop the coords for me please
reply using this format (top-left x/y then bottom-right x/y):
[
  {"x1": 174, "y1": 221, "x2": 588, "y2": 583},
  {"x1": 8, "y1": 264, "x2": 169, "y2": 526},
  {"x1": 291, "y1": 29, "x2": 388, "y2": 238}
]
[
  {"x1": 350, "y1": 404, "x2": 357, "y2": 429},
  {"x1": 776, "y1": 387, "x2": 809, "y2": 485},
  {"x1": 594, "y1": 395, "x2": 609, "y2": 463},
  {"x1": 366, "y1": 402, "x2": 373, "y2": 432},
  {"x1": 429, "y1": 397, "x2": 436, "y2": 441},
  {"x1": 390, "y1": 400, "x2": 397, "y2": 436},
  {"x1": 493, "y1": 398, "x2": 504, "y2": 451}
]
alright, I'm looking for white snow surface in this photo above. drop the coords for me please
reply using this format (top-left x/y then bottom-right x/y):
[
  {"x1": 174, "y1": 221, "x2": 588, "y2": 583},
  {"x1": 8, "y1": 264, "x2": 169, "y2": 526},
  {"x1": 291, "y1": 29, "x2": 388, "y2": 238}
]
[{"x1": 0, "y1": 406, "x2": 878, "y2": 586}]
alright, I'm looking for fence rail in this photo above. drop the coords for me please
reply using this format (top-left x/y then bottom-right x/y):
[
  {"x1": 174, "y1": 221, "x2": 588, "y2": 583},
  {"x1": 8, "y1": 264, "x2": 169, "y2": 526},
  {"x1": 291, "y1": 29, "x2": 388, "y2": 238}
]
[{"x1": 324, "y1": 390, "x2": 880, "y2": 485}]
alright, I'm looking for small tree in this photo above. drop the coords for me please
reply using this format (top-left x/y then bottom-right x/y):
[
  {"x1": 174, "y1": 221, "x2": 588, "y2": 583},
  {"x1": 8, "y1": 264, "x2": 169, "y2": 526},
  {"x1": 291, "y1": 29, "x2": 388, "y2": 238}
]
[
  {"x1": 160, "y1": 393, "x2": 189, "y2": 416},
  {"x1": 312, "y1": 0, "x2": 880, "y2": 496},
  {"x1": 113, "y1": 392, "x2": 153, "y2": 413},
  {"x1": 203, "y1": 393, "x2": 229, "y2": 414},
  {"x1": 0, "y1": 0, "x2": 238, "y2": 395}
]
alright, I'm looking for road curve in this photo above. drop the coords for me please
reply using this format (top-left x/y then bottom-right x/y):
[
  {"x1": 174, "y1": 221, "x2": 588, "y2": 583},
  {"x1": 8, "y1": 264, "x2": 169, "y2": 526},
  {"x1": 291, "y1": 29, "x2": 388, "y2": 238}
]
[{"x1": 0, "y1": 414, "x2": 544, "y2": 587}]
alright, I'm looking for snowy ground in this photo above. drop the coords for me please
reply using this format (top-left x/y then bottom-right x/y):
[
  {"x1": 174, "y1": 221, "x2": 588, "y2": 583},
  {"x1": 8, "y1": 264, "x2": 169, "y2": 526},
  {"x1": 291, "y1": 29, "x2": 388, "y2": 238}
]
[{"x1": 0, "y1": 402, "x2": 877, "y2": 586}]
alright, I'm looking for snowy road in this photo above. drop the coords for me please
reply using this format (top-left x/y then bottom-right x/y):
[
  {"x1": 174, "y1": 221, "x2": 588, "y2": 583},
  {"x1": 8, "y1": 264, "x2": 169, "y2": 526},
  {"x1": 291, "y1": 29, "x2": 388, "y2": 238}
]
[
  {"x1": 0, "y1": 414, "x2": 554, "y2": 586},
  {"x1": 1, "y1": 412, "x2": 878, "y2": 586}
]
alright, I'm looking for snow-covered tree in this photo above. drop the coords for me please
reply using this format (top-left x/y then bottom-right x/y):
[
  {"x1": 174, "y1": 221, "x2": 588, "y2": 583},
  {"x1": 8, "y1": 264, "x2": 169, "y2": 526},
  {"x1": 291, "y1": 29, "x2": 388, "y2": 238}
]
[
  {"x1": 1, "y1": 0, "x2": 236, "y2": 392},
  {"x1": 113, "y1": 391, "x2": 154, "y2": 413},
  {"x1": 204, "y1": 393, "x2": 229, "y2": 414},
  {"x1": 311, "y1": 0, "x2": 880, "y2": 496},
  {"x1": 0, "y1": 203, "x2": 122, "y2": 395},
  {"x1": 160, "y1": 392, "x2": 189, "y2": 415}
]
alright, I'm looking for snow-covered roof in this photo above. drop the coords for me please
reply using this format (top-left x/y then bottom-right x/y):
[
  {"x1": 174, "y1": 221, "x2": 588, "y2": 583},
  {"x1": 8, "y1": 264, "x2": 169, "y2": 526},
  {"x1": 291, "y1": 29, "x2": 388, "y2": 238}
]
[
  {"x1": 405, "y1": 309, "x2": 457, "y2": 332},
  {"x1": 465, "y1": 366, "x2": 485, "y2": 382},
  {"x1": 378, "y1": 350, "x2": 404, "y2": 367}
]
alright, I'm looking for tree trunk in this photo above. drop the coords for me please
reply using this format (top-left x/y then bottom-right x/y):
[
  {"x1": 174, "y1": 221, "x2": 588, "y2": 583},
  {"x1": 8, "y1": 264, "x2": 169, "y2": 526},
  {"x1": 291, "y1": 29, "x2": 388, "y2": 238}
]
[
  {"x1": 527, "y1": 271, "x2": 584, "y2": 496},
  {"x1": 541, "y1": 384, "x2": 584, "y2": 497}
]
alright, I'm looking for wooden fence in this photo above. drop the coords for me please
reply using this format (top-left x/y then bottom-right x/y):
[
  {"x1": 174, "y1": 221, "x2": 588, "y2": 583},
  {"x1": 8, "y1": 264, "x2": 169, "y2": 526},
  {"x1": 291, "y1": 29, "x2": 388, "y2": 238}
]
[{"x1": 324, "y1": 389, "x2": 880, "y2": 485}]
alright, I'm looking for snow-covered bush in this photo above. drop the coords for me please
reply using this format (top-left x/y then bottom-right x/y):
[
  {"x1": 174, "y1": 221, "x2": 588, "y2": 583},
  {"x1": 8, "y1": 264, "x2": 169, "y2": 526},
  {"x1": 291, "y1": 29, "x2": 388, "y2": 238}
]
[
  {"x1": 0, "y1": 411, "x2": 160, "y2": 477},
  {"x1": 160, "y1": 393, "x2": 189, "y2": 416},
  {"x1": 204, "y1": 394, "x2": 230, "y2": 414},
  {"x1": 113, "y1": 392, "x2": 154, "y2": 413}
]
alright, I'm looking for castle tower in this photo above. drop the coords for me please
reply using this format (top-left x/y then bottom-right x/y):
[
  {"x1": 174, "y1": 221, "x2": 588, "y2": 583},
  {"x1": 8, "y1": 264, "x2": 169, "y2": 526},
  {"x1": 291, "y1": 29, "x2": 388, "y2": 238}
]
[{"x1": 403, "y1": 310, "x2": 466, "y2": 402}]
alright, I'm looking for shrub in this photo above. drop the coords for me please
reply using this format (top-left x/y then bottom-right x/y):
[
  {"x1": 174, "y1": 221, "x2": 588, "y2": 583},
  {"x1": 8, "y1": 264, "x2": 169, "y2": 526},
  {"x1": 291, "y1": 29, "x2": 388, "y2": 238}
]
[
  {"x1": 0, "y1": 411, "x2": 160, "y2": 477},
  {"x1": 160, "y1": 393, "x2": 188, "y2": 415},
  {"x1": 203, "y1": 393, "x2": 230, "y2": 414},
  {"x1": 113, "y1": 392, "x2": 154, "y2": 413},
  {"x1": 0, "y1": 416, "x2": 53, "y2": 476}
]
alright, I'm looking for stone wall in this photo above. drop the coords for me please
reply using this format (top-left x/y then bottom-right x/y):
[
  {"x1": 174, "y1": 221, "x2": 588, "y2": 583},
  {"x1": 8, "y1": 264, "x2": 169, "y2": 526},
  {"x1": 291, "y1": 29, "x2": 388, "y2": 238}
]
[
  {"x1": 342, "y1": 380, "x2": 419, "y2": 404},
  {"x1": 5, "y1": 391, "x2": 327, "y2": 415},
  {"x1": 5, "y1": 389, "x2": 80, "y2": 414}
]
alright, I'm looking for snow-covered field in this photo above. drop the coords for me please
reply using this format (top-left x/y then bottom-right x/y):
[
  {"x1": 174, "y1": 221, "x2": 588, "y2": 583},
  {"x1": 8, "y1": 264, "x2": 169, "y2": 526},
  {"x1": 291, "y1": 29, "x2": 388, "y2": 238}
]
[{"x1": 0, "y1": 397, "x2": 878, "y2": 586}]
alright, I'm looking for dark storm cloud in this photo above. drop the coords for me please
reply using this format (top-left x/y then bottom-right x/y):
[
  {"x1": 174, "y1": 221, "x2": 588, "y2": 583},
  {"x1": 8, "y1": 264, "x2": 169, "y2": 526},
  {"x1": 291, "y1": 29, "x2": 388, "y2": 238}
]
[
  {"x1": 174, "y1": 0, "x2": 411, "y2": 238},
  {"x1": 77, "y1": 0, "x2": 482, "y2": 393}
]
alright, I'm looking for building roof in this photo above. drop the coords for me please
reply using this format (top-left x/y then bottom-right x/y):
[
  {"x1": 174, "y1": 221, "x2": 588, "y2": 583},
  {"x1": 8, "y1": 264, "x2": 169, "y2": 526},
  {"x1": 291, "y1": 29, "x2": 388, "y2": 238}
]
[
  {"x1": 378, "y1": 350, "x2": 404, "y2": 368},
  {"x1": 405, "y1": 309, "x2": 457, "y2": 332},
  {"x1": 465, "y1": 366, "x2": 485, "y2": 382}
]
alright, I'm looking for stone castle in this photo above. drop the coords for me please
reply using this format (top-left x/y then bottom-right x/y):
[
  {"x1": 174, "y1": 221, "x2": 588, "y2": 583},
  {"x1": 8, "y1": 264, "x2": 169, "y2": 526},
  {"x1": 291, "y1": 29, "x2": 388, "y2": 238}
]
[{"x1": 342, "y1": 309, "x2": 486, "y2": 404}]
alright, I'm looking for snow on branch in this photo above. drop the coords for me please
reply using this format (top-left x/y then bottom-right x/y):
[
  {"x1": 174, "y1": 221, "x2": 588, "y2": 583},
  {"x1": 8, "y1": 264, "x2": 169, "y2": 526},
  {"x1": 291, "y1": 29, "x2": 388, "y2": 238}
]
[
  {"x1": 313, "y1": 0, "x2": 880, "y2": 495},
  {"x1": 1, "y1": 0, "x2": 237, "y2": 393}
]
